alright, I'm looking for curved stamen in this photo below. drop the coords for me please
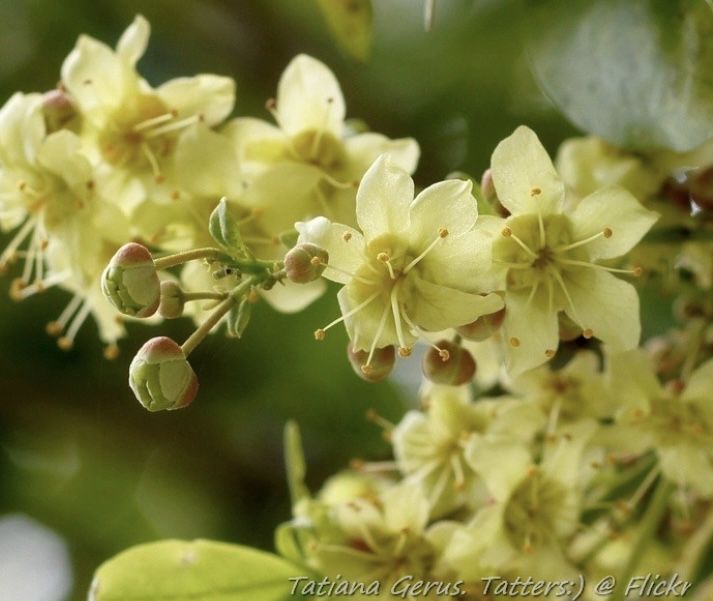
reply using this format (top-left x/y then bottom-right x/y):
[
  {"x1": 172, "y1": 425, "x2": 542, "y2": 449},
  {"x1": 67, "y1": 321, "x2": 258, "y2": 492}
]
[
  {"x1": 365, "y1": 302, "x2": 391, "y2": 367},
  {"x1": 550, "y1": 268, "x2": 585, "y2": 329},
  {"x1": 143, "y1": 114, "x2": 201, "y2": 139},
  {"x1": 502, "y1": 227, "x2": 538, "y2": 259},
  {"x1": 554, "y1": 228, "x2": 612, "y2": 253},
  {"x1": 403, "y1": 228, "x2": 448, "y2": 274},
  {"x1": 141, "y1": 142, "x2": 162, "y2": 181},
  {"x1": 390, "y1": 284, "x2": 409, "y2": 355},
  {"x1": 377, "y1": 253, "x2": 397, "y2": 280},
  {"x1": 314, "y1": 290, "x2": 381, "y2": 340},
  {"x1": 58, "y1": 299, "x2": 92, "y2": 350},
  {"x1": 0, "y1": 217, "x2": 36, "y2": 268},
  {"x1": 557, "y1": 258, "x2": 642, "y2": 276},
  {"x1": 132, "y1": 111, "x2": 177, "y2": 133}
]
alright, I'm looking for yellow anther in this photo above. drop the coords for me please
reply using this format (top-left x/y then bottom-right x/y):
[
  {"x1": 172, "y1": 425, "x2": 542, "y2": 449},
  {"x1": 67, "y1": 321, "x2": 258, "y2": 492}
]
[
  {"x1": 501, "y1": 227, "x2": 512, "y2": 237},
  {"x1": 545, "y1": 349, "x2": 556, "y2": 358},
  {"x1": 509, "y1": 336, "x2": 520, "y2": 347},
  {"x1": 314, "y1": 328, "x2": 326, "y2": 341},
  {"x1": 603, "y1": 227, "x2": 613, "y2": 238},
  {"x1": 342, "y1": 231, "x2": 352, "y2": 242},
  {"x1": 57, "y1": 337, "x2": 74, "y2": 350},
  {"x1": 582, "y1": 328, "x2": 593, "y2": 339},
  {"x1": 633, "y1": 266, "x2": 643, "y2": 277},
  {"x1": 377, "y1": 252, "x2": 391, "y2": 263},
  {"x1": 46, "y1": 321, "x2": 62, "y2": 336},
  {"x1": 103, "y1": 344, "x2": 120, "y2": 360},
  {"x1": 530, "y1": 187, "x2": 542, "y2": 196},
  {"x1": 438, "y1": 227, "x2": 449, "y2": 238},
  {"x1": 438, "y1": 348, "x2": 450, "y2": 362},
  {"x1": 398, "y1": 346, "x2": 412, "y2": 357}
]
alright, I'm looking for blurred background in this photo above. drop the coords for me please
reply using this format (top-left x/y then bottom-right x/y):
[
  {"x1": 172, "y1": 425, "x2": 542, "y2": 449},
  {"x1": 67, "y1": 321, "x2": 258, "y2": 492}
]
[{"x1": 0, "y1": 1, "x2": 583, "y2": 599}]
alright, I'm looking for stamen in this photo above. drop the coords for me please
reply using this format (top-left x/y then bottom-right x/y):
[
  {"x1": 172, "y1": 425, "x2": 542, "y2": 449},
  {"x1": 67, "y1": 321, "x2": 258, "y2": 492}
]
[
  {"x1": 321, "y1": 261, "x2": 376, "y2": 286},
  {"x1": 537, "y1": 210, "x2": 546, "y2": 248},
  {"x1": 377, "y1": 252, "x2": 396, "y2": 280},
  {"x1": 390, "y1": 285, "x2": 410, "y2": 355},
  {"x1": 509, "y1": 337, "x2": 520, "y2": 347},
  {"x1": 141, "y1": 143, "x2": 163, "y2": 182},
  {"x1": 366, "y1": 408, "x2": 394, "y2": 431},
  {"x1": 582, "y1": 328, "x2": 593, "y2": 339},
  {"x1": 365, "y1": 303, "x2": 391, "y2": 367},
  {"x1": 451, "y1": 454, "x2": 466, "y2": 490},
  {"x1": 144, "y1": 114, "x2": 201, "y2": 139},
  {"x1": 14, "y1": 271, "x2": 69, "y2": 300},
  {"x1": 433, "y1": 344, "x2": 450, "y2": 361},
  {"x1": 501, "y1": 227, "x2": 537, "y2": 259},
  {"x1": 525, "y1": 279, "x2": 540, "y2": 307},
  {"x1": 342, "y1": 231, "x2": 353, "y2": 242},
  {"x1": 493, "y1": 260, "x2": 532, "y2": 270},
  {"x1": 103, "y1": 344, "x2": 120, "y2": 360},
  {"x1": 313, "y1": 291, "x2": 381, "y2": 340},
  {"x1": 47, "y1": 294, "x2": 83, "y2": 336},
  {"x1": 403, "y1": 228, "x2": 448, "y2": 274},
  {"x1": 0, "y1": 217, "x2": 36, "y2": 268},
  {"x1": 545, "y1": 349, "x2": 556, "y2": 358},
  {"x1": 557, "y1": 258, "x2": 642, "y2": 276},
  {"x1": 132, "y1": 111, "x2": 177, "y2": 133},
  {"x1": 554, "y1": 229, "x2": 611, "y2": 253},
  {"x1": 58, "y1": 300, "x2": 92, "y2": 350},
  {"x1": 550, "y1": 268, "x2": 586, "y2": 329}
]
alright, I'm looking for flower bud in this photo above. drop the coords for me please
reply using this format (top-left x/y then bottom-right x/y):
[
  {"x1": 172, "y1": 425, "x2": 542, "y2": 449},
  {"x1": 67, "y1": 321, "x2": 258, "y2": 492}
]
[
  {"x1": 347, "y1": 344, "x2": 395, "y2": 383},
  {"x1": 102, "y1": 243, "x2": 160, "y2": 318},
  {"x1": 456, "y1": 308, "x2": 505, "y2": 341},
  {"x1": 42, "y1": 89, "x2": 77, "y2": 133},
  {"x1": 422, "y1": 340, "x2": 476, "y2": 386},
  {"x1": 129, "y1": 336, "x2": 198, "y2": 411},
  {"x1": 158, "y1": 281, "x2": 185, "y2": 319},
  {"x1": 284, "y1": 243, "x2": 329, "y2": 284}
]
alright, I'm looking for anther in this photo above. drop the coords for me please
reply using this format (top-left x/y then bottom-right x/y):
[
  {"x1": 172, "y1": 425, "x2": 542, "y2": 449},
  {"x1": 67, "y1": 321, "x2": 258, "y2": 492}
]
[
  {"x1": 501, "y1": 227, "x2": 512, "y2": 237},
  {"x1": 603, "y1": 227, "x2": 613, "y2": 238},
  {"x1": 438, "y1": 227, "x2": 449, "y2": 238},
  {"x1": 9, "y1": 278, "x2": 26, "y2": 301},
  {"x1": 509, "y1": 336, "x2": 520, "y2": 347},
  {"x1": 377, "y1": 252, "x2": 390, "y2": 263},
  {"x1": 57, "y1": 337, "x2": 74, "y2": 350},
  {"x1": 46, "y1": 321, "x2": 62, "y2": 336},
  {"x1": 545, "y1": 349, "x2": 556, "y2": 358},
  {"x1": 103, "y1": 344, "x2": 120, "y2": 360},
  {"x1": 633, "y1": 266, "x2": 643, "y2": 277},
  {"x1": 582, "y1": 328, "x2": 593, "y2": 339},
  {"x1": 343, "y1": 231, "x2": 353, "y2": 242},
  {"x1": 314, "y1": 328, "x2": 326, "y2": 341},
  {"x1": 265, "y1": 98, "x2": 276, "y2": 111},
  {"x1": 398, "y1": 346, "x2": 412, "y2": 357},
  {"x1": 530, "y1": 187, "x2": 542, "y2": 196},
  {"x1": 437, "y1": 347, "x2": 450, "y2": 362}
]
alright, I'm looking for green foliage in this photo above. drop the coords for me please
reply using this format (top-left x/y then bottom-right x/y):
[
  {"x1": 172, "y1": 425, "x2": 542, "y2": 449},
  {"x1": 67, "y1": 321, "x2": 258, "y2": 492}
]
[
  {"x1": 528, "y1": 0, "x2": 713, "y2": 152},
  {"x1": 315, "y1": 0, "x2": 372, "y2": 61},
  {"x1": 209, "y1": 199, "x2": 246, "y2": 256},
  {"x1": 90, "y1": 539, "x2": 310, "y2": 601}
]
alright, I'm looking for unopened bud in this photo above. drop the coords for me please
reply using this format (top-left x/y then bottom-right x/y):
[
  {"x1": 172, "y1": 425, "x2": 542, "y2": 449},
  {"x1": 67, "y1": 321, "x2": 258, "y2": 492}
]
[
  {"x1": 102, "y1": 243, "x2": 160, "y2": 318},
  {"x1": 456, "y1": 308, "x2": 505, "y2": 341},
  {"x1": 42, "y1": 89, "x2": 77, "y2": 133},
  {"x1": 129, "y1": 336, "x2": 198, "y2": 411},
  {"x1": 347, "y1": 344, "x2": 396, "y2": 383},
  {"x1": 284, "y1": 243, "x2": 329, "y2": 284},
  {"x1": 422, "y1": 340, "x2": 476, "y2": 386},
  {"x1": 158, "y1": 281, "x2": 185, "y2": 319}
]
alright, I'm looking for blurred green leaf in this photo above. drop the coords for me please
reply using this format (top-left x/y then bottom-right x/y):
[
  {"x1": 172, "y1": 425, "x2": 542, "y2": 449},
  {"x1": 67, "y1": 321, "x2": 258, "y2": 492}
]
[
  {"x1": 527, "y1": 0, "x2": 713, "y2": 152},
  {"x1": 227, "y1": 297, "x2": 252, "y2": 339},
  {"x1": 284, "y1": 421, "x2": 309, "y2": 507},
  {"x1": 315, "y1": 0, "x2": 372, "y2": 62},
  {"x1": 209, "y1": 198, "x2": 246, "y2": 255},
  {"x1": 90, "y1": 539, "x2": 309, "y2": 601}
]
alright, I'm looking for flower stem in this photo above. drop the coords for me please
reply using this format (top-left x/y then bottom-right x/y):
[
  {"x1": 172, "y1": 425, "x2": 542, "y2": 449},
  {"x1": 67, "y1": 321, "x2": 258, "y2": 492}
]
[
  {"x1": 610, "y1": 478, "x2": 674, "y2": 601},
  {"x1": 183, "y1": 291, "x2": 227, "y2": 303},
  {"x1": 180, "y1": 277, "x2": 256, "y2": 356},
  {"x1": 153, "y1": 247, "x2": 228, "y2": 270}
]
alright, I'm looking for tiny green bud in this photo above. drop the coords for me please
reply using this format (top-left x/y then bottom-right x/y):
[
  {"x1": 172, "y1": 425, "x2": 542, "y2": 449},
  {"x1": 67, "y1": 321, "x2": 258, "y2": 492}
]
[
  {"x1": 158, "y1": 281, "x2": 185, "y2": 319},
  {"x1": 422, "y1": 340, "x2": 476, "y2": 386},
  {"x1": 457, "y1": 307, "x2": 506, "y2": 341},
  {"x1": 129, "y1": 336, "x2": 198, "y2": 411},
  {"x1": 347, "y1": 344, "x2": 396, "y2": 383},
  {"x1": 284, "y1": 243, "x2": 329, "y2": 284},
  {"x1": 102, "y1": 243, "x2": 160, "y2": 318}
]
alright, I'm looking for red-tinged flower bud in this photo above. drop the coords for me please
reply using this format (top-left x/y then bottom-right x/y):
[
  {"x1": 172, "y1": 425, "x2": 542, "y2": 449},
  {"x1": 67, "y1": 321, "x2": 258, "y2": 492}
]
[
  {"x1": 158, "y1": 281, "x2": 185, "y2": 319},
  {"x1": 102, "y1": 243, "x2": 160, "y2": 318},
  {"x1": 284, "y1": 243, "x2": 329, "y2": 284},
  {"x1": 42, "y1": 89, "x2": 77, "y2": 133},
  {"x1": 690, "y1": 166, "x2": 713, "y2": 212},
  {"x1": 457, "y1": 308, "x2": 506, "y2": 341},
  {"x1": 347, "y1": 344, "x2": 396, "y2": 383},
  {"x1": 422, "y1": 340, "x2": 476, "y2": 386},
  {"x1": 129, "y1": 337, "x2": 198, "y2": 411}
]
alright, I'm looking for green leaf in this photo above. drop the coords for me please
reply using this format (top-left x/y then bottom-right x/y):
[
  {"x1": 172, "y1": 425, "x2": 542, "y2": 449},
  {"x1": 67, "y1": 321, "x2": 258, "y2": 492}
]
[
  {"x1": 90, "y1": 539, "x2": 310, "y2": 601},
  {"x1": 315, "y1": 0, "x2": 372, "y2": 62},
  {"x1": 209, "y1": 198, "x2": 245, "y2": 254},
  {"x1": 527, "y1": 0, "x2": 713, "y2": 152},
  {"x1": 284, "y1": 421, "x2": 310, "y2": 507},
  {"x1": 227, "y1": 297, "x2": 252, "y2": 339}
]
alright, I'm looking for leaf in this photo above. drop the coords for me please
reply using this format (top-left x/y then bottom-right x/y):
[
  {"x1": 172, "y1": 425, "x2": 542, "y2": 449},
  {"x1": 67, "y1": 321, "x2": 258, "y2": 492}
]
[
  {"x1": 89, "y1": 539, "x2": 310, "y2": 601},
  {"x1": 226, "y1": 297, "x2": 252, "y2": 339},
  {"x1": 527, "y1": 0, "x2": 713, "y2": 152},
  {"x1": 209, "y1": 198, "x2": 245, "y2": 254},
  {"x1": 315, "y1": 0, "x2": 372, "y2": 62},
  {"x1": 284, "y1": 421, "x2": 310, "y2": 507}
]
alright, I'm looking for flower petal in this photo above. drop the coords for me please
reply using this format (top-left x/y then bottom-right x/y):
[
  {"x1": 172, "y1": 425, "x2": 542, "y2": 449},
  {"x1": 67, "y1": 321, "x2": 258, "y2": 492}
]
[
  {"x1": 158, "y1": 74, "x2": 235, "y2": 125},
  {"x1": 342, "y1": 133, "x2": 419, "y2": 180},
  {"x1": 356, "y1": 155, "x2": 413, "y2": 240},
  {"x1": 503, "y1": 288, "x2": 559, "y2": 376},
  {"x1": 490, "y1": 126, "x2": 564, "y2": 215},
  {"x1": 407, "y1": 275, "x2": 503, "y2": 332},
  {"x1": 564, "y1": 268, "x2": 640, "y2": 352},
  {"x1": 570, "y1": 187, "x2": 659, "y2": 260},
  {"x1": 682, "y1": 358, "x2": 713, "y2": 405},
  {"x1": 465, "y1": 436, "x2": 531, "y2": 500},
  {"x1": 296, "y1": 216, "x2": 365, "y2": 284},
  {"x1": 261, "y1": 279, "x2": 325, "y2": 313},
  {"x1": 173, "y1": 124, "x2": 237, "y2": 197},
  {"x1": 275, "y1": 54, "x2": 345, "y2": 137},
  {"x1": 338, "y1": 285, "x2": 405, "y2": 351},
  {"x1": 223, "y1": 117, "x2": 290, "y2": 167},
  {"x1": 409, "y1": 178, "x2": 477, "y2": 250},
  {"x1": 116, "y1": 15, "x2": 149, "y2": 66},
  {"x1": 37, "y1": 130, "x2": 92, "y2": 188}
]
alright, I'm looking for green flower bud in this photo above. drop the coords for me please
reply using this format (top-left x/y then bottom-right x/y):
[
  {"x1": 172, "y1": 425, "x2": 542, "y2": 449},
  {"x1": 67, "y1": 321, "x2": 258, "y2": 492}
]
[
  {"x1": 158, "y1": 281, "x2": 185, "y2": 319},
  {"x1": 422, "y1": 340, "x2": 476, "y2": 386},
  {"x1": 129, "y1": 337, "x2": 198, "y2": 411},
  {"x1": 347, "y1": 344, "x2": 396, "y2": 383},
  {"x1": 102, "y1": 243, "x2": 160, "y2": 318},
  {"x1": 284, "y1": 243, "x2": 329, "y2": 284},
  {"x1": 456, "y1": 307, "x2": 506, "y2": 341}
]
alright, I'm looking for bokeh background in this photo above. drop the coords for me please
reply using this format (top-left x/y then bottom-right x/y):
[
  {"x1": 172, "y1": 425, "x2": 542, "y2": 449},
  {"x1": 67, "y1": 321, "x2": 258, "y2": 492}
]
[{"x1": 0, "y1": 1, "x2": 613, "y2": 599}]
